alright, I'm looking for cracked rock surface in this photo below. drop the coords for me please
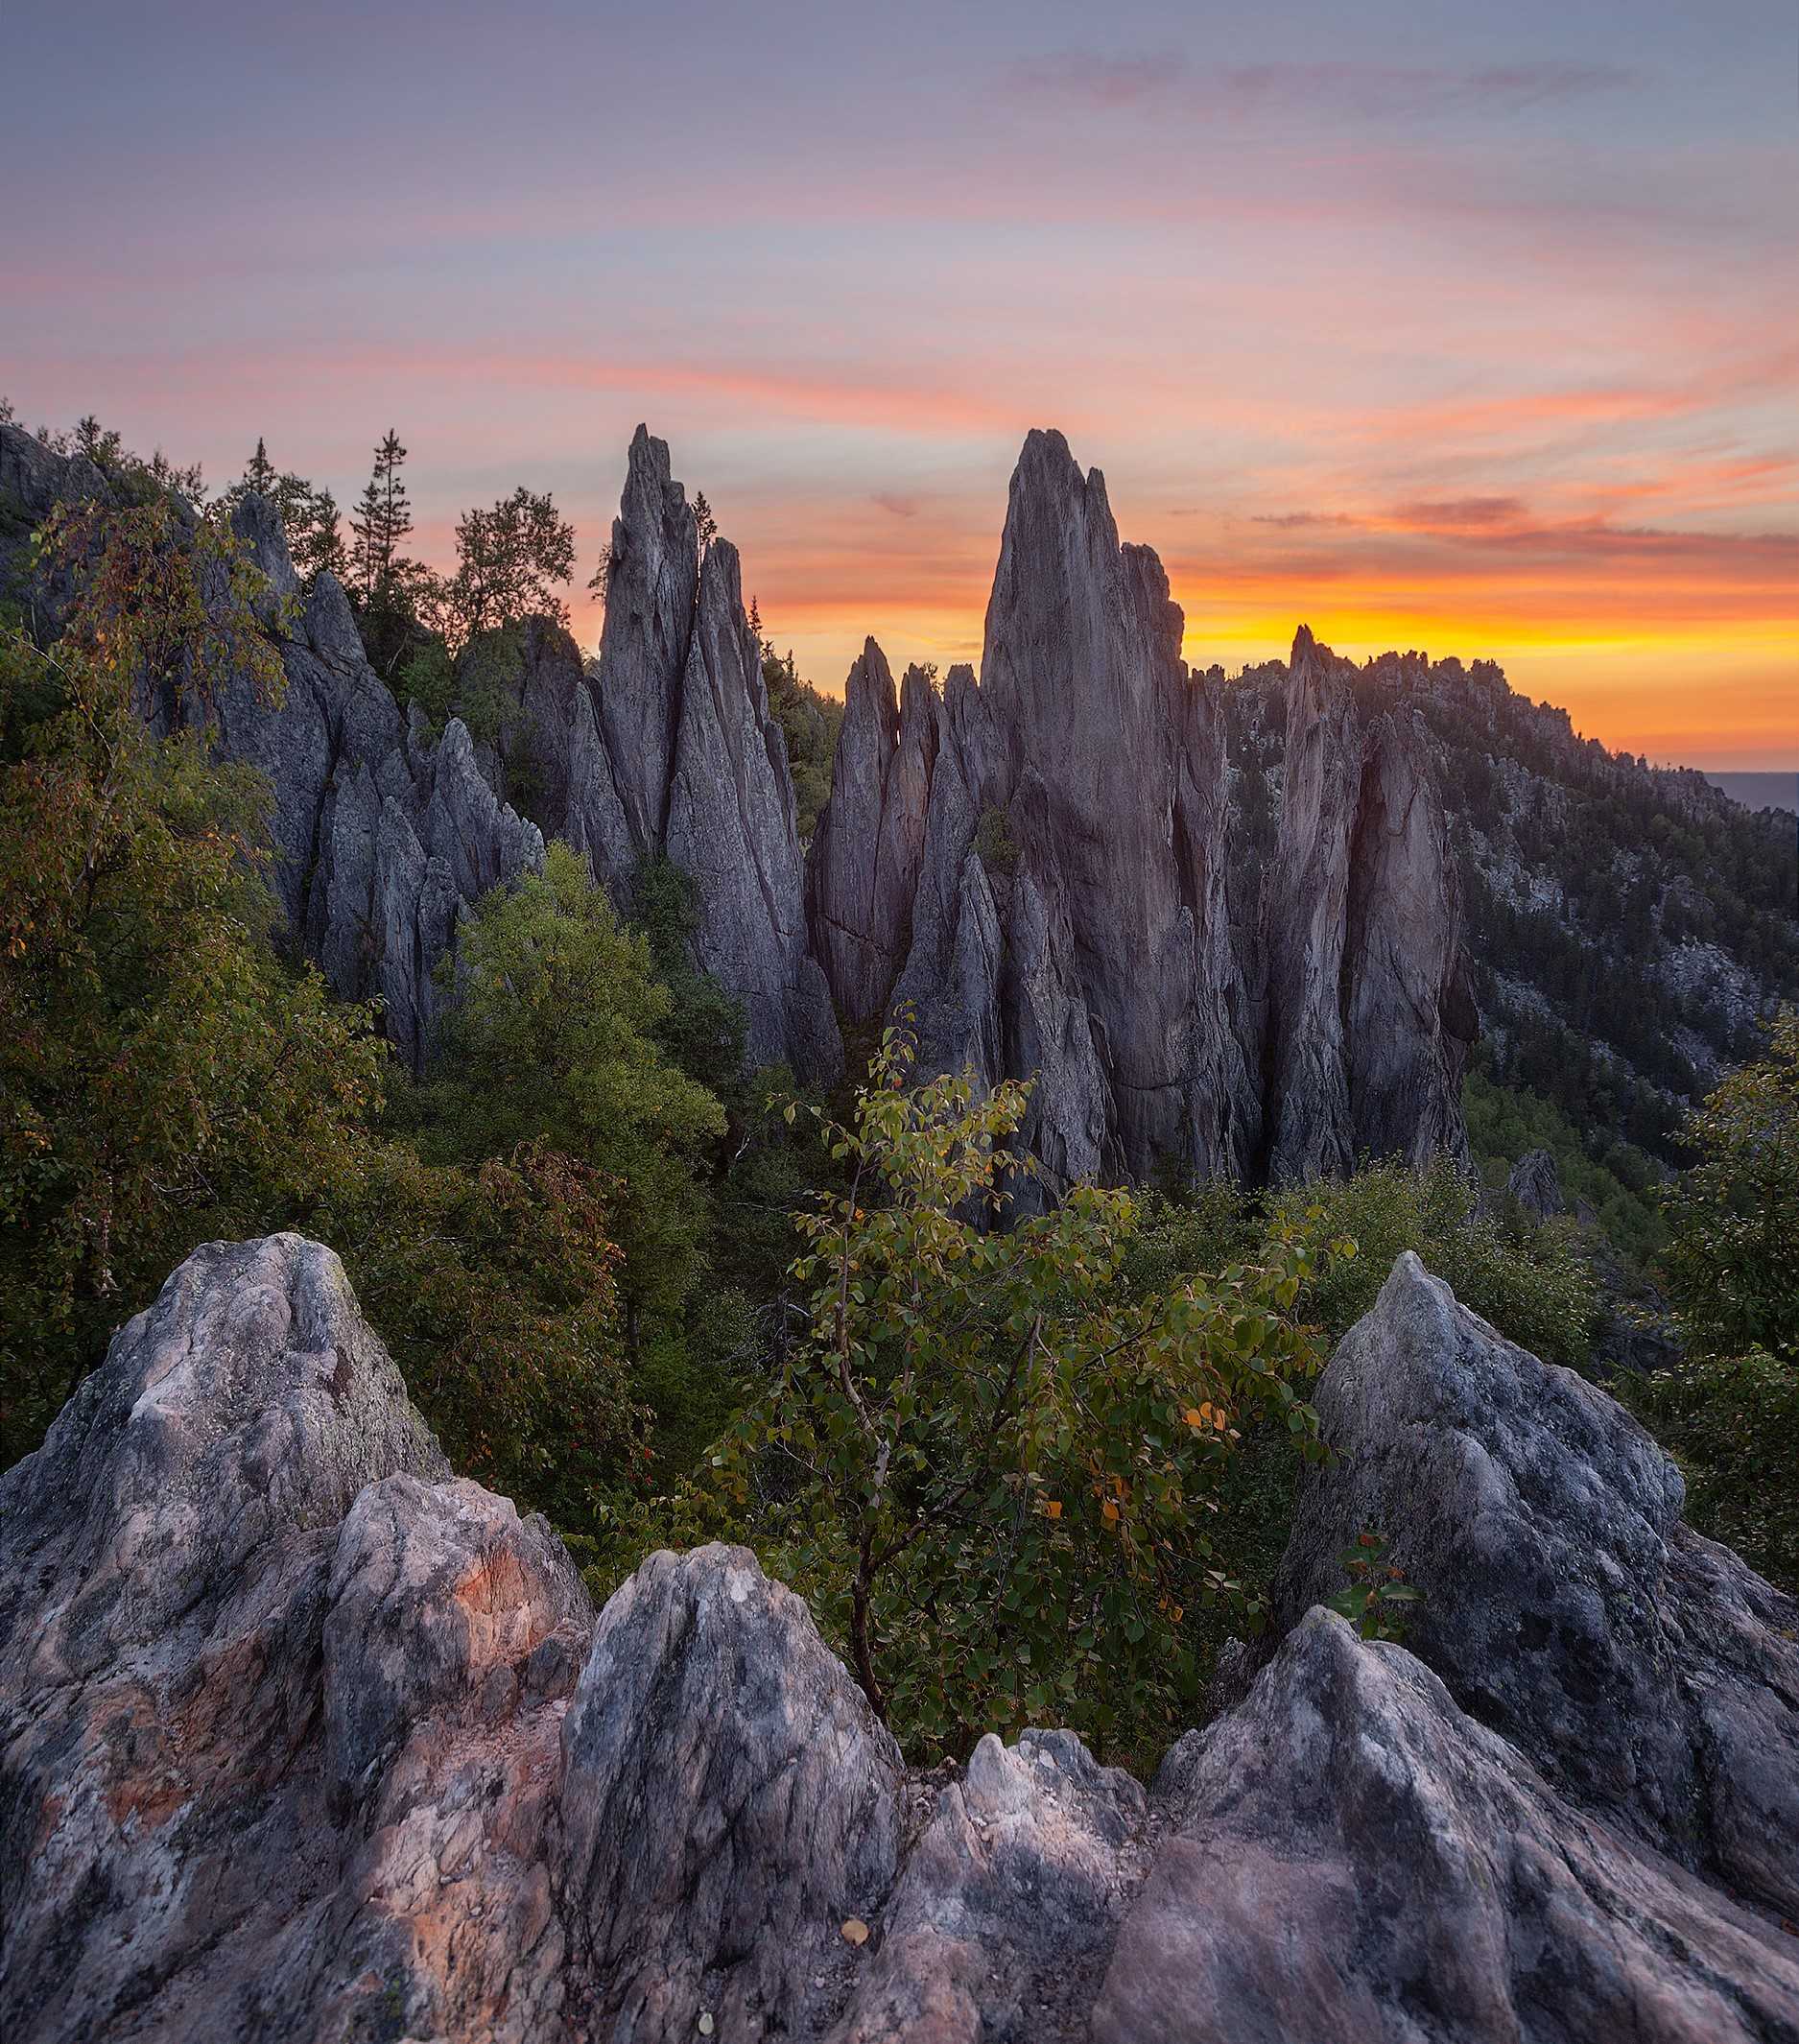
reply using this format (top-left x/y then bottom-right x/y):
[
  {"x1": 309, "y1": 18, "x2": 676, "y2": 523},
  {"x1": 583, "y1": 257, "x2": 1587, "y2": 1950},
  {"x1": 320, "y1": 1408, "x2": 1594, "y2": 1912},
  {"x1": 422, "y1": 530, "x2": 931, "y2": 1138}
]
[{"x1": 5, "y1": 1236, "x2": 1797, "y2": 2040}]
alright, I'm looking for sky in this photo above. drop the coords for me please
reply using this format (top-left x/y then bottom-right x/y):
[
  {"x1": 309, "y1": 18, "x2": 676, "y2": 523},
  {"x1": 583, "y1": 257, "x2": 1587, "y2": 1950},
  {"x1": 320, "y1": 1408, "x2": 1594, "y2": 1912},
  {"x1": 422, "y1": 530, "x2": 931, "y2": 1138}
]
[{"x1": 4, "y1": 0, "x2": 1794, "y2": 768}]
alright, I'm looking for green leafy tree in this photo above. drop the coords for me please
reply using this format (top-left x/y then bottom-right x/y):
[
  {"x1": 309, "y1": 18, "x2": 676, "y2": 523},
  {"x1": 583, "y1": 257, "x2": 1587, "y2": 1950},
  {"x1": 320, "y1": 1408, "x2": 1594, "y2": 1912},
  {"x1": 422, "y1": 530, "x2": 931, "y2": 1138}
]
[
  {"x1": 722, "y1": 1026, "x2": 1336, "y2": 1761},
  {"x1": 432, "y1": 487, "x2": 577, "y2": 649},
  {"x1": 1662, "y1": 1008, "x2": 1799, "y2": 1364},
  {"x1": 322, "y1": 1137, "x2": 645, "y2": 1526},
  {"x1": 0, "y1": 500, "x2": 384, "y2": 1458},
  {"x1": 410, "y1": 844, "x2": 727, "y2": 1345}
]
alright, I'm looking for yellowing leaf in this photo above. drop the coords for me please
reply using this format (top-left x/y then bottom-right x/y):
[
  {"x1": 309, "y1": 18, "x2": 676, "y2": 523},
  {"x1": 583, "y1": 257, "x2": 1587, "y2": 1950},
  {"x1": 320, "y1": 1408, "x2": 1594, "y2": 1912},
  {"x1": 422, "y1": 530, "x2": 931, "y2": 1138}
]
[{"x1": 841, "y1": 1916, "x2": 871, "y2": 1946}]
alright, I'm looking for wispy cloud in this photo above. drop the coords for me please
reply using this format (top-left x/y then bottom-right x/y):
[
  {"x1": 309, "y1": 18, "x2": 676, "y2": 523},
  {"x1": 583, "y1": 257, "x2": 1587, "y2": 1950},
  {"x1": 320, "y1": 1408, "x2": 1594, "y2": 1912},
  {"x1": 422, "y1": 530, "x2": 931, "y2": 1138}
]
[{"x1": 1004, "y1": 54, "x2": 1638, "y2": 121}]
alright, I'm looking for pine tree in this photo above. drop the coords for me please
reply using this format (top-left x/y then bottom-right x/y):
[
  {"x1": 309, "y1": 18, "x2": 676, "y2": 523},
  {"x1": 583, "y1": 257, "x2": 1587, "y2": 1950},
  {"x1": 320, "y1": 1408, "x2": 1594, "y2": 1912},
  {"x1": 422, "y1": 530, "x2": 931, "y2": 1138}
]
[
  {"x1": 243, "y1": 438, "x2": 277, "y2": 496},
  {"x1": 349, "y1": 430, "x2": 414, "y2": 602},
  {"x1": 693, "y1": 491, "x2": 717, "y2": 559}
]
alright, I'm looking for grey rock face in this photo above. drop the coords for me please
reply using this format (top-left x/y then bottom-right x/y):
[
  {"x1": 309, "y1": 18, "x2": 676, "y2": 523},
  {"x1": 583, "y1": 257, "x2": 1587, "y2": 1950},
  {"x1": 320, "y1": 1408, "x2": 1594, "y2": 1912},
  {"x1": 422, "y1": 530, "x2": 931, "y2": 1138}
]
[
  {"x1": 1260, "y1": 626, "x2": 1364, "y2": 1178},
  {"x1": 1509, "y1": 1145, "x2": 1567, "y2": 1217},
  {"x1": 467, "y1": 617, "x2": 635, "y2": 884},
  {"x1": 0, "y1": 429, "x2": 544, "y2": 1072},
  {"x1": 558, "y1": 1545, "x2": 904, "y2": 2038},
  {"x1": 1344, "y1": 707, "x2": 1478, "y2": 1168},
  {"x1": 816, "y1": 432, "x2": 1261, "y2": 1194},
  {"x1": 808, "y1": 640, "x2": 931, "y2": 1024},
  {"x1": 1260, "y1": 631, "x2": 1478, "y2": 1181},
  {"x1": 665, "y1": 536, "x2": 840, "y2": 1077},
  {"x1": 593, "y1": 424, "x2": 698, "y2": 849},
  {"x1": 1266, "y1": 1250, "x2": 1799, "y2": 1917},
  {"x1": 5, "y1": 1235, "x2": 1799, "y2": 2041},
  {"x1": 808, "y1": 437, "x2": 1471, "y2": 1194},
  {"x1": 538, "y1": 427, "x2": 843, "y2": 1081},
  {"x1": 213, "y1": 500, "x2": 544, "y2": 1072},
  {"x1": 1098, "y1": 1606, "x2": 1799, "y2": 2044}
]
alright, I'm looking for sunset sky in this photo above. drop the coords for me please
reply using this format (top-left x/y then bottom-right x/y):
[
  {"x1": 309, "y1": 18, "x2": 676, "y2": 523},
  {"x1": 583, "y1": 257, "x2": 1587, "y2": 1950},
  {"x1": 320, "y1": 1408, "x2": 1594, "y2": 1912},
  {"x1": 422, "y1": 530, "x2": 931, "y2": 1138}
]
[{"x1": 5, "y1": 0, "x2": 1794, "y2": 767}]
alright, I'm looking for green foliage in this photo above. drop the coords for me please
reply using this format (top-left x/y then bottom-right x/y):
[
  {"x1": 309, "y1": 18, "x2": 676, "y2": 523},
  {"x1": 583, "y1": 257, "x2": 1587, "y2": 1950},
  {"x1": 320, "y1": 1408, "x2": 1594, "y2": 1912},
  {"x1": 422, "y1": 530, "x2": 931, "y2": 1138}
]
[
  {"x1": 720, "y1": 1027, "x2": 1336, "y2": 1763},
  {"x1": 392, "y1": 634, "x2": 460, "y2": 730},
  {"x1": 392, "y1": 625, "x2": 524, "y2": 750},
  {"x1": 1269, "y1": 1161, "x2": 1601, "y2": 1368},
  {"x1": 1463, "y1": 1066, "x2": 1668, "y2": 1268},
  {"x1": 1127, "y1": 1160, "x2": 1602, "y2": 1369},
  {"x1": 975, "y1": 802, "x2": 1021, "y2": 877},
  {"x1": 0, "y1": 501, "x2": 384, "y2": 1461},
  {"x1": 1661, "y1": 1009, "x2": 1799, "y2": 1365},
  {"x1": 1620, "y1": 1350, "x2": 1799, "y2": 1595},
  {"x1": 1326, "y1": 1531, "x2": 1422, "y2": 1641},
  {"x1": 430, "y1": 488, "x2": 576, "y2": 650},
  {"x1": 321, "y1": 1137, "x2": 645, "y2": 1527},
  {"x1": 759, "y1": 634, "x2": 842, "y2": 843},
  {"x1": 627, "y1": 853, "x2": 748, "y2": 1099},
  {"x1": 409, "y1": 844, "x2": 727, "y2": 1336}
]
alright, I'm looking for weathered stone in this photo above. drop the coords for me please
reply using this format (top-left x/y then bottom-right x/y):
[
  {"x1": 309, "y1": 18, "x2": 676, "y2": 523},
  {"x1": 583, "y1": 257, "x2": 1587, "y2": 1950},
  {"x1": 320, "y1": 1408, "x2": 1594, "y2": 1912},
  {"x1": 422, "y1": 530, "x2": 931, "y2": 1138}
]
[
  {"x1": 465, "y1": 617, "x2": 635, "y2": 888},
  {"x1": 817, "y1": 440, "x2": 1466, "y2": 1195},
  {"x1": 0, "y1": 430, "x2": 546, "y2": 1073},
  {"x1": 558, "y1": 1544, "x2": 904, "y2": 2038},
  {"x1": 1344, "y1": 708, "x2": 1478, "y2": 1167},
  {"x1": 1266, "y1": 1250, "x2": 1799, "y2": 1916},
  {"x1": 591, "y1": 424, "x2": 698, "y2": 850},
  {"x1": 665, "y1": 537, "x2": 840, "y2": 1079},
  {"x1": 1509, "y1": 1145, "x2": 1567, "y2": 1218},
  {"x1": 809, "y1": 640, "x2": 936, "y2": 1025},
  {"x1": 1098, "y1": 1607, "x2": 1799, "y2": 2044},
  {"x1": 830, "y1": 1729, "x2": 1147, "y2": 2044},
  {"x1": 5, "y1": 1236, "x2": 1799, "y2": 2041},
  {"x1": 1261, "y1": 624, "x2": 1365, "y2": 1180}
]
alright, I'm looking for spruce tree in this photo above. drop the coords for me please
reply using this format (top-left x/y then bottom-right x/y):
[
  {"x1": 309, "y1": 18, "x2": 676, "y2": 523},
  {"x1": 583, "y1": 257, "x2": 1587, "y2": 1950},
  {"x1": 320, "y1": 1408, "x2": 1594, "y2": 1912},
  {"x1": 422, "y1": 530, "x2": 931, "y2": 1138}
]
[{"x1": 243, "y1": 438, "x2": 277, "y2": 496}]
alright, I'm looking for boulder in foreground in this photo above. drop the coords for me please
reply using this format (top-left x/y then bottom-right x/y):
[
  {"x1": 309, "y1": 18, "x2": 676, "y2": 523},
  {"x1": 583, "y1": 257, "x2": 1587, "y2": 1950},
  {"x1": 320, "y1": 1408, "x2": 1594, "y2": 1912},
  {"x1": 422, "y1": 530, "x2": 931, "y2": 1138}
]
[{"x1": 2, "y1": 1236, "x2": 1796, "y2": 2041}]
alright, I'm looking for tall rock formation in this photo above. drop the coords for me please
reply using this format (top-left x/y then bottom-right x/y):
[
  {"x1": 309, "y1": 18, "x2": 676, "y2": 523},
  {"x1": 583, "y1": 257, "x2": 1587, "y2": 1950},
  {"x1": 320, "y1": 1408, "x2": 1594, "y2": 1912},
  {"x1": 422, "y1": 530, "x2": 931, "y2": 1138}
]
[
  {"x1": 2, "y1": 418, "x2": 839, "y2": 1085},
  {"x1": 0, "y1": 422, "x2": 544, "y2": 1072},
  {"x1": 1343, "y1": 706, "x2": 1479, "y2": 1167},
  {"x1": 472, "y1": 427, "x2": 840, "y2": 1081},
  {"x1": 6, "y1": 1234, "x2": 1798, "y2": 2040},
  {"x1": 806, "y1": 431, "x2": 1470, "y2": 1193},
  {"x1": 192, "y1": 494, "x2": 544, "y2": 1070},
  {"x1": 806, "y1": 643, "x2": 937, "y2": 1026},
  {"x1": 1261, "y1": 630, "x2": 1476, "y2": 1179}
]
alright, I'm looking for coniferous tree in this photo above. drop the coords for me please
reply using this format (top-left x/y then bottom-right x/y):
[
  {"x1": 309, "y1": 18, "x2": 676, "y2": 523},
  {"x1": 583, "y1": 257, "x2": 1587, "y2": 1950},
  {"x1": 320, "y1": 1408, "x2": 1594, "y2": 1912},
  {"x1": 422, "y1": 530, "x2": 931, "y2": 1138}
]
[
  {"x1": 243, "y1": 437, "x2": 277, "y2": 496},
  {"x1": 350, "y1": 430, "x2": 414, "y2": 602}
]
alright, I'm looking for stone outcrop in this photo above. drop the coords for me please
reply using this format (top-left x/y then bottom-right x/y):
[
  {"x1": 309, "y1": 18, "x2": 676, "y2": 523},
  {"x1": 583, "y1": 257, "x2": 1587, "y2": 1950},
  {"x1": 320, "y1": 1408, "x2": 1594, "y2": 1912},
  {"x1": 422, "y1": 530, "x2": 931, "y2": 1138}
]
[
  {"x1": 807, "y1": 432, "x2": 1472, "y2": 1194},
  {"x1": 6, "y1": 1234, "x2": 1798, "y2": 2041},
  {"x1": 8, "y1": 414, "x2": 1479, "y2": 1168},
  {"x1": 809, "y1": 435, "x2": 1267, "y2": 1191},
  {"x1": 1508, "y1": 1145, "x2": 1567, "y2": 1218},
  {"x1": 1265, "y1": 1250, "x2": 1799, "y2": 1920},
  {"x1": 806, "y1": 641, "x2": 937, "y2": 1026},
  {"x1": 0, "y1": 424, "x2": 544, "y2": 1070},
  {"x1": 1264, "y1": 637, "x2": 1478, "y2": 1179},
  {"x1": 461, "y1": 428, "x2": 840, "y2": 1081}
]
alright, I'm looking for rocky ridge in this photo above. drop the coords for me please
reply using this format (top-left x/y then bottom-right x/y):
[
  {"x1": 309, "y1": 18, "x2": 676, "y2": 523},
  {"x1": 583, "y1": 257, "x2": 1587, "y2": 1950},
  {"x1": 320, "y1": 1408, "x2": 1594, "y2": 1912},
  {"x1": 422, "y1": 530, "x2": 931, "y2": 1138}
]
[
  {"x1": 807, "y1": 432, "x2": 1476, "y2": 1192},
  {"x1": 473, "y1": 427, "x2": 841, "y2": 1081},
  {"x1": 3, "y1": 1235, "x2": 1795, "y2": 2042},
  {"x1": 0, "y1": 424, "x2": 544, "y2": 1071},
  {"x1": 0, "y1": 419, "x2": 840, "y2": 1084}
]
